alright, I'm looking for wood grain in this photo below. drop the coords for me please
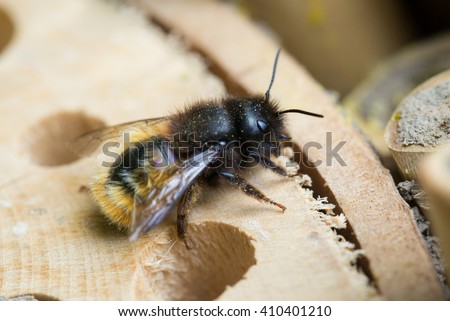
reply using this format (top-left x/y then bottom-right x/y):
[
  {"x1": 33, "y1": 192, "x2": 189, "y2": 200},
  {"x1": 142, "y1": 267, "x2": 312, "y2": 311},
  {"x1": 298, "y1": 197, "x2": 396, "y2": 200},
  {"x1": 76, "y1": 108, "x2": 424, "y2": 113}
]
[
  {"x1": 0, "y1": 0, "x2": 443, "y2": 300},
  {"x1": 0, "y1": 0, "x2": 376, "y2": 300}
]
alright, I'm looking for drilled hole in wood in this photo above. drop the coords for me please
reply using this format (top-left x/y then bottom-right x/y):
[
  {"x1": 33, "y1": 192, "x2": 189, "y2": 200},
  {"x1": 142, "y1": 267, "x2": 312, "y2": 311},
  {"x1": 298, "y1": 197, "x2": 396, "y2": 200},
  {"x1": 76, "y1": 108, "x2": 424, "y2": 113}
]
[
  {"x1": 24, "y1": 111, "x2": 105, "y2": 166},
  {"x1": 147, "y1": 222, "x2": 256, "y2": 300},
  {"x1": 0, "y1": 6, "x2": 14, "y2": 55},
  {"x1": 25, "y1": 293, "x2": 59, "y2": 301}
]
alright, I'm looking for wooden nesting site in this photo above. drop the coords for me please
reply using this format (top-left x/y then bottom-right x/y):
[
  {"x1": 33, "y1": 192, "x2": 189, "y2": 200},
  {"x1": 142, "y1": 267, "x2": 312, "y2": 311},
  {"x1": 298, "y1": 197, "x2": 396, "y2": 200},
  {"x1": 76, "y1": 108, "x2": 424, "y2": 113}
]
[{"x1": 0, "y1": 0, "x2": 445, "y2": 300}]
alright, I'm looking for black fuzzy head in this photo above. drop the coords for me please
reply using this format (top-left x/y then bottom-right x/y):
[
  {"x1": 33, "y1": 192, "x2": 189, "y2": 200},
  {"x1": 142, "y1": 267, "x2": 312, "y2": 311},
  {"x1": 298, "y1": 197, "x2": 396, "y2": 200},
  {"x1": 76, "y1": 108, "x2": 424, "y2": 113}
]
[{"x1": 231, "y1": 96, "x2": 286, "y2": 141}]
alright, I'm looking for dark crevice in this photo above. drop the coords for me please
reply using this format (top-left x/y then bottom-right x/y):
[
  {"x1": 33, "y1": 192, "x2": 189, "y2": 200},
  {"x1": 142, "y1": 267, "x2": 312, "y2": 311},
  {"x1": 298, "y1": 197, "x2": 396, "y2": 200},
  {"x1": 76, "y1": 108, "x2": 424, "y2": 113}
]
[
  {"x1": 22, "y1": 293, "x2": 59, "y2": 301},
  {"x1": 0, "y1": 6, "x2": 14, "y2": 55},
  {"x1": 143, "y1": 10, "x2": 379, "y2": 292},
  {"x1": 297, "y1": 151, "x2": 379, "y2": 291},
  {"x1": 277, "y1": 140, "x2": 380, "y2": 290}
]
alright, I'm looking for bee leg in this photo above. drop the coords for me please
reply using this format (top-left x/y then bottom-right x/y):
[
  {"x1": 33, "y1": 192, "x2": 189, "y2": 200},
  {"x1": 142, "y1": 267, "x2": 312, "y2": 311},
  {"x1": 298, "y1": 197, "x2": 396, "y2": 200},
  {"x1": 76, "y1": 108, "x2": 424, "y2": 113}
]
[
  {"x1": 219, "y1": 171, "x2": 286, "y2": 212},
  {"x1": 249, "y1": 152, "x2": 297, "y2": 178},
  {"x1": 177, "y1": 183, "x2": 199, "y2": 249}
]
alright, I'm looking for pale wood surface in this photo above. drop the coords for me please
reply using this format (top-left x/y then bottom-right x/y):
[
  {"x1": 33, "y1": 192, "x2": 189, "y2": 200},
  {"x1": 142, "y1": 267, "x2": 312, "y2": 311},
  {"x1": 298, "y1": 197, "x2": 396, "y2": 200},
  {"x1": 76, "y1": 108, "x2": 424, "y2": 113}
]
[{"x1": 0, "y1": 0, "x2": 443, "y2": 300}]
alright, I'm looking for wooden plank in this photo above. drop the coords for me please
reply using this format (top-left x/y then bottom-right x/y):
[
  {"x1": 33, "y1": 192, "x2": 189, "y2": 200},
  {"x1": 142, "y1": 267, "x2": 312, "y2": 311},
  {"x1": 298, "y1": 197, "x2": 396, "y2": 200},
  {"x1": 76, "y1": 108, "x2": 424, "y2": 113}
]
[
  {"x1": 0, "y1": 0, "x2": 378, "y2": 300},
  {"x1": 132, "y1": 0, "x2": 444, "y2": 299}
]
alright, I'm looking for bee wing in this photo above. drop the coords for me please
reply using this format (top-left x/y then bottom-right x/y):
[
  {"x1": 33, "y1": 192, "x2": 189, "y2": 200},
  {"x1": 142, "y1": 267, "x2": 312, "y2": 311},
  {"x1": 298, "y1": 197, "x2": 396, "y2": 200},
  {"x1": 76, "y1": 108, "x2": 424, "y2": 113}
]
[
  {"x1": 129, "y1": 145, "x2": 221, "y2": 241},
  {"x1": 68, "y1": 117, "x2": 168, "y2": 158}
]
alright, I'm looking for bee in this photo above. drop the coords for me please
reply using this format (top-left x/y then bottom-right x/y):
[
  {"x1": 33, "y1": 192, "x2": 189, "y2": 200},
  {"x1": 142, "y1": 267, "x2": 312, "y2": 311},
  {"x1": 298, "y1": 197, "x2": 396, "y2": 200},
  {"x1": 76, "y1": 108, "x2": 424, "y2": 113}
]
[{"x1": 72, "y1": 50, "x2": 323, "y2": 245}]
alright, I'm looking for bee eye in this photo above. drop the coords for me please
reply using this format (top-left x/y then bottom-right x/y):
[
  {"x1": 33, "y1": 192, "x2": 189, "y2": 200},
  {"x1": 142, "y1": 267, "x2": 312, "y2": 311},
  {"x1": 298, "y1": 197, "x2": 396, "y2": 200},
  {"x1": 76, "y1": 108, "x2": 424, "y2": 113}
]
[{"x1": 256, "y1": 119, "x2": 268, "y2": 133}]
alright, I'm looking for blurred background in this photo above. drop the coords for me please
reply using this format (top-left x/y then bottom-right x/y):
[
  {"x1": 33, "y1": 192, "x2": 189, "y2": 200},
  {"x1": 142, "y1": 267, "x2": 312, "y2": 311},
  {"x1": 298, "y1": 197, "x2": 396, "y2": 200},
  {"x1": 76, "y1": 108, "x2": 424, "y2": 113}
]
[{"x1": 237, "y1": 0, "x2": 450, "y2": 95}]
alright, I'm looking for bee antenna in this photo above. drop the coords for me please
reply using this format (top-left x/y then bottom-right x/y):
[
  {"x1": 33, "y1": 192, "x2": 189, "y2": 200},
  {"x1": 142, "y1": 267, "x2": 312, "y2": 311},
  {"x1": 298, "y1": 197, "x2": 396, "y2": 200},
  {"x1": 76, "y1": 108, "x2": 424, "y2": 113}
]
[
  {"x1": 264, "y1": 48, "x2": 282, "y2": 103},
  {"x1": 276, "y1": 109, "x2": 324, "y2": 118}
]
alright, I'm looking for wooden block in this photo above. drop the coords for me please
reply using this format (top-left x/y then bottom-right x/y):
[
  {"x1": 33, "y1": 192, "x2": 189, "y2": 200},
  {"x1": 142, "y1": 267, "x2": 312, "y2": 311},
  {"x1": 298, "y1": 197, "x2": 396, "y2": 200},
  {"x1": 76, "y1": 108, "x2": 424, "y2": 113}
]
[{"x1": 0, "y1": 0, "x2": 443, "y2": 300}]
